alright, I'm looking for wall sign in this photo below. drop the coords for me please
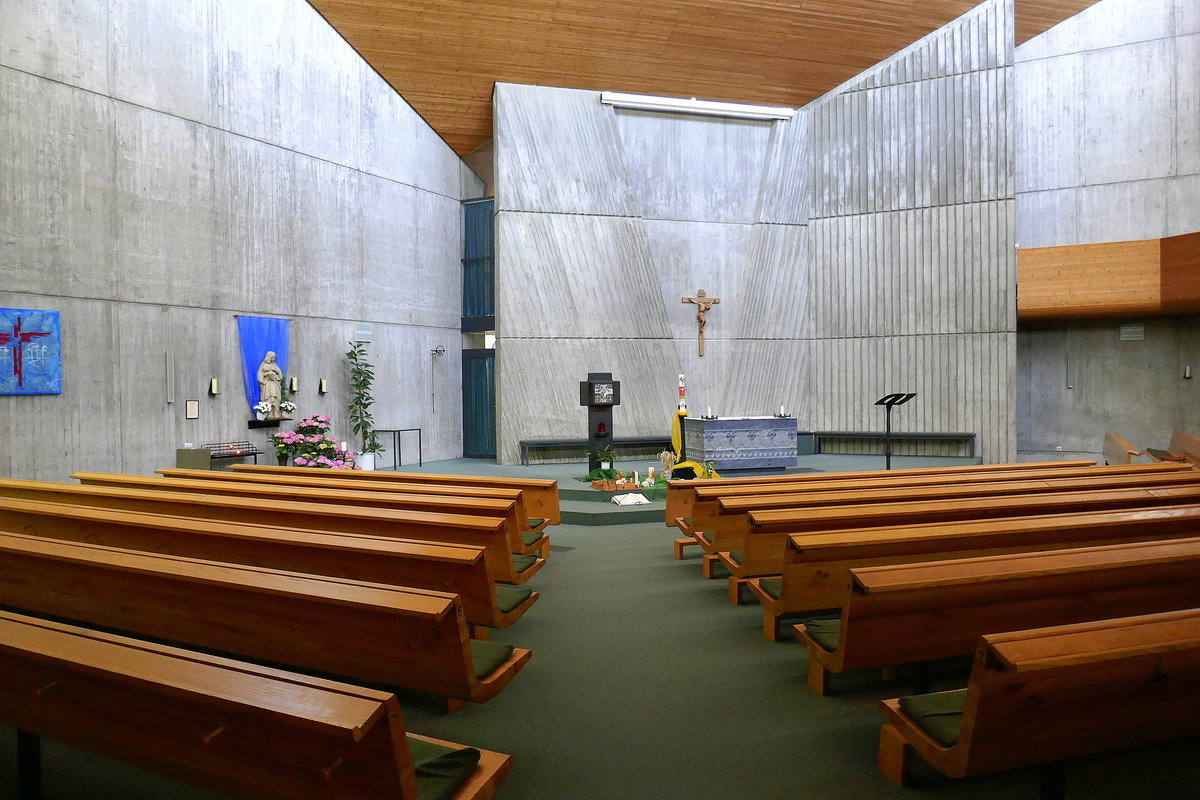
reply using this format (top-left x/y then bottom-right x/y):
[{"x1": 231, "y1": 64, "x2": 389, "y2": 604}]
[{"x1": 0, "y1": 308, "x2": 62, "y2": 395}]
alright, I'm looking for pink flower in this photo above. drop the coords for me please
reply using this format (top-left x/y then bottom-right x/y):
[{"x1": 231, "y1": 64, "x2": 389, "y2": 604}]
[{"x1": 295, "y1": 457, "x2": 308, "y2": 465}]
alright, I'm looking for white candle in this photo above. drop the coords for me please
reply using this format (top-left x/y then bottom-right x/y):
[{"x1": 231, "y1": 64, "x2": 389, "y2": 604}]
[
  {"x1": 706, "y1": 406, "x2": 712, "y2": 416},
  {"x1": 779, "y1": 405, "x2": 785, "y2": 415},
  {"x1": 634, "y1": 471, "x2": 639, "y2": 484}
]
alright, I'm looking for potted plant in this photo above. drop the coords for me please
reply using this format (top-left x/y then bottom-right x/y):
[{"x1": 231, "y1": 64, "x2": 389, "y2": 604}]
[
  {"x1": 592, "y1": 444, "x2": 616, "y2": 470},
  {"x1": 280, "y1": 415, "x2": 358, "y2": 469},
  {"x1": 253, "y1": 400, "x2": 273, "y2": 421},
  {"x1": 346, "y1": 341, "x2": 384, "y2": 470}
]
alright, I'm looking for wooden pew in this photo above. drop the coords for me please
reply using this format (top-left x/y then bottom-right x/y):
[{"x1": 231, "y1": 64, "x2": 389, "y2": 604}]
[
  {"x1": 793, "y1": 537, "x2": 1200, "y2": 695},
  {"x1": 0, "y1": 609, "x2": 513, "y2": 799},
  {"x1": 158, "y1": 467, "x2": 549, "y2": 557},
  {"x1": 1102, "y1": 431, "x2": 1140, "y2": 465},
  {"x1": 1145, "y1": 429, "x2": 1200, "y2": 467},
  {"x1": 748, "y1": 503, "x2": 1200, "y2": 639},
  {"x1": 664, "y1": 459, "x2": 1097, "y2": 530},
  {"x1": 70, "y1": 472, "x2": 544, "y2": 585},
  {"x1": 0, "y1": 530, "x2": 531, "y2": 704},
  {"x1": 230, "y1": 463, "x2": 561, "y2": 526},
  {"x1": 718, "y1": 481, "x2": 1200, "y2": 595},
  {"x1": 878, "y1": 609, "x2": 1200, "y2": 792},
  {"x1": 0, "y1": 492, "x2": 536, "y2": 632}
]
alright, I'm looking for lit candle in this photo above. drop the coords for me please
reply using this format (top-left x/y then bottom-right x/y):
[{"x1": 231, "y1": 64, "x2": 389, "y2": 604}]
[
  {"x1": 706, "y1": 406, "x2": 712, "y2": 416},
  {"x1": 779, "y1": 405, "x2": 785, "y2": 415}
]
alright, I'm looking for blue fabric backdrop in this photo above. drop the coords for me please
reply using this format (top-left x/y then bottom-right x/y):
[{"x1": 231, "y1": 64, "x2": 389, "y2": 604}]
[{"x1": 236, "y1": 316, "x2": 289, "y2": 411}]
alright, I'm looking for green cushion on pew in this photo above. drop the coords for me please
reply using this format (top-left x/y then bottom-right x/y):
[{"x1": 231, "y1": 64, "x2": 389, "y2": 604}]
[
  {"x1": 495, "y1": 584, "x2": 534, "y2": 613},
  {"x1": 407, "y1": 736, "x2": 482, "y2": 800},
  {"x1": 726, "y1": 550, "x2": 744, "y2": 566},
  {"x1": 522, "y1": 530, "x2": 545, "y2": 547},
  {"x1": 898, "y1": 689, "x2": 967, "y2": 747},
  {"x1": 512, "y1": 554, "x2": 538, "y2": 573},
  {"x1": 470, "y1": 639, "x2": 516, "y2": 679},
  {"x1": 528, "y1": 517, "x2": 546, "y2": 528},
  {"x1": 800, "y1": 618, "x2": 840, "y2": 652},
  {"x1": 758, "y1": 577, "x2": 783, "y2": 599},
  {"x1": 682, "y1": 516, "x2": 693, "y2": 528}
]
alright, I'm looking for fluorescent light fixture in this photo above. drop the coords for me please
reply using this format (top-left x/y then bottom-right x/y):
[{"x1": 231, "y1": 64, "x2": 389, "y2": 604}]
[{"x1": 600, "y1": 91, "x2": 795, "y2": 121}]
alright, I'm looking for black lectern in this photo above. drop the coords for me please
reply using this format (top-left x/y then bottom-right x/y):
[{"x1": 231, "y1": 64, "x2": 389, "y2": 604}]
[{"x1": 874, "y1": 392, "x2": 917, "y2": 470}]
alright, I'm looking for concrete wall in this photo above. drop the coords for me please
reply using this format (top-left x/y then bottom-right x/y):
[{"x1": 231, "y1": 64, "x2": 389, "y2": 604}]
[
  {"x1": 493, "y1": 0, "x2": 1015, "y2": 464},
  {"x1": 1015, "y1": 0, "x2": 1200, "y2": 460},
  {"x1": 0, "y1": 0, "x2": 483, "y2": 479}
]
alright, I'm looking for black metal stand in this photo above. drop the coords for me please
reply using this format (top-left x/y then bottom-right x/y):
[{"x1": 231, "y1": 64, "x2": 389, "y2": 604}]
[
  {"x1": 874, "y1": 393, "x2": 917, "y2": 470},
  {"x1": 579, "y1": 373, "x2": 621, "y2": 472},
  {"x1": 18, "y1": 730, "x2": 40, "y2": 800}
]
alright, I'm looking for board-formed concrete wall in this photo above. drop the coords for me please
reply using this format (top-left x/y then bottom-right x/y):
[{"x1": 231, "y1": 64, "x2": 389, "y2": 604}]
[
  {"x1": 1015, "y1": 0, "x2": 1200, "y2": 460},
  {"x1": 0, "y1": 0, "x2": 483, "y2": 479},
  {"x1": 494, "y1": 0, "x2": 1015, "y2": 464}
]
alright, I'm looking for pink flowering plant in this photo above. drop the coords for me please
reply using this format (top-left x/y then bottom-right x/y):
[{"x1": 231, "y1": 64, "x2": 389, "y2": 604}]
[{"x1": 270, "y1": 415, "x2": 358, "y2": 469}]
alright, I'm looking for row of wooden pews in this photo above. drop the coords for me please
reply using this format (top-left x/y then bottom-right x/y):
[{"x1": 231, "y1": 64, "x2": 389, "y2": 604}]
[
  {"x1": 0, "y1": 465, "x2": 560, "y2": 799},
  {"x1": 664, "y1": 456, "x2": 1200, "y2": 795}
]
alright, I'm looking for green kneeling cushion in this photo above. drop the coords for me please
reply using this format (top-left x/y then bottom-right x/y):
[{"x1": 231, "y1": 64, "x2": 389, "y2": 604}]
[
  {"x1": 471, "y1": 639, "x2": 515, "y2": 679},
  {"x1": 521, "y1": 530, "x2": 545, "y2": 547},
  {"x1": 407, "y1": 736, "x2": 481, "y2": 800},
  {"x1": 512, "y1": 554, "x2": 538, "y2": 573},
  {"x1": 495, "y1": 584, "x2": 534, "y2": 613},
  {"x1": 726, "y1": 550, "x2": 744, "y2": 566},
  {"x1": 758, "y1": 577, "x2": 783, "y2": 599},
  {"x1": 898, "y1": 689, "x2": 966, "y2": 747},
  {"x1": 800, "y1": 618, "x2": 840, "y2": 652},
  {"x1": 528, "y1": 517, "x2": 546, "y2": 528}
]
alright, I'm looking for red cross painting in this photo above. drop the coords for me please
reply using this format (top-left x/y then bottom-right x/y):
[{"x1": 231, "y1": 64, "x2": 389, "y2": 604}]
[{"x1": 0, "y1": 309, "x2": 62, "y2": 395}]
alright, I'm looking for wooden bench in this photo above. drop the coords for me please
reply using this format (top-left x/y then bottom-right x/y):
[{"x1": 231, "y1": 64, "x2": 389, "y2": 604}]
[
  {"x1": 156, "y1": 467, "x2": 550, "y2": 558},
  {"x1": 0, "y1": 489, "x2": 536, "y2": 632},
  {"x1": 717, "y1": 479, "x2": 1200, "y2": 599},
  {"x1": 71, "y1": 472, "x2": 544, "y2": 585},
  {"x1": 1101, "y1": 431, "x2": 1140, "y2": 465},
  {"x1": 0, "y1": 530, "x2": 531, "y2": 704},
  {"x1": 878, "y1": 609, "x2": 1200, "y2": 794},
  {"x1": 1145, "y1": 429, "x2": 1200, "y2": 467},
  {"x1": 748, "y1": 503, "x2": 1200, "y2": 640},
  {"x1": 794, "y1": 537, "x2": 1200, "y2": 695},
  {"x1": 810, "y1": 430, "x2": 976, "y2": 457},
  {"x1": 0, "y1": 609, "x2": 513, "y2": 799},
  {"x1": 231, "y1": 464, "x2": 561, "y2": 525},
  {"x1": 518, "y1": 434, "x2": 671, "y2": 466}
]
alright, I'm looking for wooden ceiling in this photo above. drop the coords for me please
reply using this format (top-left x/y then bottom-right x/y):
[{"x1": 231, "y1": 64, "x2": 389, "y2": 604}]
[{"x1": 308, "y1": 0, "x2": 1100, "y2": 156}]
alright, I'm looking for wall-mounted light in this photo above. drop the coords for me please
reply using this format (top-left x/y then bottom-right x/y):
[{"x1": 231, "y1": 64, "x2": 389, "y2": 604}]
[
  {"x1": 289, "y1": 376, "x2": 299, "y2": 392},
  {"x1": 208, "y1": 378, "x2": 220, "y2": 396},
  {"x1": 1186, "y1": 366, "x2": 1193, "y2": 380},
  {"x1": 600, "y1": 91, "x2": 796, "y2": 121},
  {"x1": 319, "y1": 379, "x2": 328, "y2": 394}
]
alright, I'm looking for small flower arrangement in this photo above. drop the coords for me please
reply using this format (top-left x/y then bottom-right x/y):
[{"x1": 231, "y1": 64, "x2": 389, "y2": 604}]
[
  {"x1": 279, "y1": 399, "x2": 297, "y2": 415},
  {"x1": 253, "y1": 400, "x2": 273, "y2": 415},
  {"x1": 296, "y1": 414, "x2": 332, "y2": 435},
  {"x1": 270, "y1": 415, "x2": 357, "y2": 468}
]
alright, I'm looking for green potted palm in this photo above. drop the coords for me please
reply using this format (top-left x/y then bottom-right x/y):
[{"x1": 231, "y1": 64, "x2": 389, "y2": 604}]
[{"x1": 345, "y1": 341, "x2": 384, "y2": 470}]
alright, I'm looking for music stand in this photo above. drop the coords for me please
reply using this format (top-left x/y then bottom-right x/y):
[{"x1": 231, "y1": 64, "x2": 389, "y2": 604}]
[{"x1": 874, "y1": 392, "x2": 917, "y2": 470}]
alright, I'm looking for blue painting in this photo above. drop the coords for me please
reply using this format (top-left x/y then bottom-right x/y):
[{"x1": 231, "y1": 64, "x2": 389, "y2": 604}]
[{"x1": 0, "y1": 308, "x2": 62, "y2": 395}]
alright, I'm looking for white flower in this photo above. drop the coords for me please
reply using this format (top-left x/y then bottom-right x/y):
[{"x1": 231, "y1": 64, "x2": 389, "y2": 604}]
[
  {"x1": 253, "y1": 400, "x2": 273, "y2": 414},
  {"x1": 279, "y1": 399, "x2": 297, "y2": 413}
]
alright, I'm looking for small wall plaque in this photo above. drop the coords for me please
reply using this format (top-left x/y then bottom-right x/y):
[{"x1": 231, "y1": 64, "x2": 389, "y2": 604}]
[{"x1": 185, "y1": 400, "x2": 200, "y2": 419}]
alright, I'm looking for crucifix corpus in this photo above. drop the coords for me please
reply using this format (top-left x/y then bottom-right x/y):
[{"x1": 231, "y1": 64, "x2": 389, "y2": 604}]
[{"x1": 681, "y1": 289, "x2": 720, "y2": 356}]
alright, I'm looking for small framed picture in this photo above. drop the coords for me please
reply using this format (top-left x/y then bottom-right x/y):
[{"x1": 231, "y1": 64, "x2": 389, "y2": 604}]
[{"x1": 185, "y1": 400, "x2": 199, "y2": 419}]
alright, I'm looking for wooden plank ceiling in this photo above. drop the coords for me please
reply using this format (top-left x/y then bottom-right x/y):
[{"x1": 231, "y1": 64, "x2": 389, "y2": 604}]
[{"x1": 308, "y1": 0, "x2": 1100, "y2": 156}]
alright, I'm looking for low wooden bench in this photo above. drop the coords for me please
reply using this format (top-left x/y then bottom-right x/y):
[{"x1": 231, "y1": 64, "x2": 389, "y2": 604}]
[
  {"x1": 878, "y1": 609, "x2": 1200, "y2": 795},
  {"x1": 0, "y1": 609, "x2": 513, "y2": 799},
  {"x1": 748, "y1": 503, "x2": 1200, "y2": 639},
  {"x1": 231, "y1": 464, "x2": 561, "y2": 526},
  {"x1": 663, "y1": 459, "x2": 1097, "y2": 531},
  {"x1": 156, "y1": 467, "x2": 550, "y2": 557},
  {"x1": 810, "y1": 430, "x2": 976, "y2": 457},
  {"x1": 0, "y1": 530, "x2": 532, "y2": 704},
  {"x1": 794, "y1": 537, "x2": 1200, "y2": 695},
  {"x1": 518, "y1": 435, "x2": 671, "y2": 466},
  {"x1": 1145, "y1": 429, "x2": 1200, "y2": 467},
  {"x1": 717, "y1": 480, "x2": 1200, "y2": 600},
  {"x1": 71, "y1": 472, "x2": 544, "y2": 585},
  {"x1": 0, "y1": 490, "x2": 536, "y2": 632},
  {"x1": 1101, "y1": 431, "x2": 1140, "y2": 465}
]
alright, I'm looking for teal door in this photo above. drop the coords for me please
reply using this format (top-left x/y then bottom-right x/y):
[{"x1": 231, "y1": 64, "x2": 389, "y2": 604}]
[{"x1": 462, "y1": 349, "x2": 496, "y2": 458}]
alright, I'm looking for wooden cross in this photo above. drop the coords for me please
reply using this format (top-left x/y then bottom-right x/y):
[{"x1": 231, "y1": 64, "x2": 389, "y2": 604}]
[{"x1": 681, "y1": 289, "x2": 720, "y2": 357}]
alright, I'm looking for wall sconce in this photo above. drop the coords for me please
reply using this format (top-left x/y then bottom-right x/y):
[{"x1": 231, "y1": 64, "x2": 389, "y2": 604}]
[
  {"x1": 208, "y1": 378, "x2": 220, "y2": 396},
  {"x1": 289, "y1": 376, "x2": 299, "y2": 392},
  {"x1": 319, "y1": 379, "x2": 328, "y2": 394},
  {"x1": 1186, "y1": 366, "x2": 1193, "y2": 380}
]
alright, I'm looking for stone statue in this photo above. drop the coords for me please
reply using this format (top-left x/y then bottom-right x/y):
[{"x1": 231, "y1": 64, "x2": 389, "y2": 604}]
[{"x1": 257, "y1": 351, "x2": 283, "y2": 418}]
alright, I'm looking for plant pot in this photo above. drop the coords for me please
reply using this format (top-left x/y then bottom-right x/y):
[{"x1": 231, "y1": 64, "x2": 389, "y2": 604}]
[
  {"x1": 276, "y1": 454, "x2": 289, "y2": 466},
  {"x1": 255, "y1": 411, "x2": 268, "y2": 421},
  {"x1": 600, "y1": 461, "x2": 612, "y2": 470},
  {"x1": 356, "y1": 453, "x2": 376, "y2": 471}
]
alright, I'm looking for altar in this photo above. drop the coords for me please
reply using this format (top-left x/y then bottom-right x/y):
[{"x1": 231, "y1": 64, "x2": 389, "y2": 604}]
[{"x1": 683, "y1": 416, "x2": 797, "y2": 472}]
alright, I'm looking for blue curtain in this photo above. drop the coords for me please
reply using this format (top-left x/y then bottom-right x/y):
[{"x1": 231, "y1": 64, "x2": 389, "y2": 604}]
[{"x1": 237, "y1": 316, "x2": 290, "y2": 411}]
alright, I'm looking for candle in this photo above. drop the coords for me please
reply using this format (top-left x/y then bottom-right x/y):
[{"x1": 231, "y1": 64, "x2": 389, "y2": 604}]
[
  {"x1": 706, "y1": 406, "x2": 712, "y2": 416},
  {"x1": 779, "y1": 405, "x2": 785, "y2": 415},
  {"x1": 634, "y1": 471, "x2": 639, "y2": 484}
]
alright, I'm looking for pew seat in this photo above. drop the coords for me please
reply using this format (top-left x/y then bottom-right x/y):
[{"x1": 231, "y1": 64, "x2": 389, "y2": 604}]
[
  {"x1": 0, "y1": 609, "x2": 512, "y2": 799},
  {"x1": 878, "y1": 609, "x2": 1200, "y2": 793},
  {"x1": 1145, "y1": 429, "x2": 1200, "y2": 468}
]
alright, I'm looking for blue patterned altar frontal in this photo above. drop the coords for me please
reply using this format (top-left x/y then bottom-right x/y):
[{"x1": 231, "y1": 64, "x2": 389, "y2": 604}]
[
  {"x1": 0, "y1": 308, "x2": 62, "y2": 395},
  {"x1": 685, "y1": 416, "x2": 797, "y2": 470}
]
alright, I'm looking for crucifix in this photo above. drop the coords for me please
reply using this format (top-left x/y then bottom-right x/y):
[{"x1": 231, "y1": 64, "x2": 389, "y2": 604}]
[{"x1": 681, "y1": 289, "x2": 720, "y2": 356}]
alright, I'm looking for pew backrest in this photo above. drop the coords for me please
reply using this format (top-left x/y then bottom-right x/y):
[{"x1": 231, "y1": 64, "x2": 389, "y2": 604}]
[{"x1": 1102, "y1": 431, "x2": 1140, "y2": 465}]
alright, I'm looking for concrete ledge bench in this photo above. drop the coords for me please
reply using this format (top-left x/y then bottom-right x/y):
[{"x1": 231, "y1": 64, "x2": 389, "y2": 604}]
[
  {"x1": 809, "y1": 430, "x2": 976, "y2": 457},
  {"x1": 0, "y1": 609, "x2": 513, "y2": 800},
  {"x1": 0, "y1": 530, "x2": 532, "y2": 704},
  {"x1": 794, "y1": 536, "x2": 1200, "y2": 695},
  {"x1": 878, "y1": 608, "x2": 1200, "y2": 795},
  {"x1": 519, "y1": 435, "x2": 671, "y2": 466}
]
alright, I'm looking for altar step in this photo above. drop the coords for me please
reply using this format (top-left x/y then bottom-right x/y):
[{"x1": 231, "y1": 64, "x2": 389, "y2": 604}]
[{"x1": 558, "y1": 486, "x2": 665, "y2": 526}]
